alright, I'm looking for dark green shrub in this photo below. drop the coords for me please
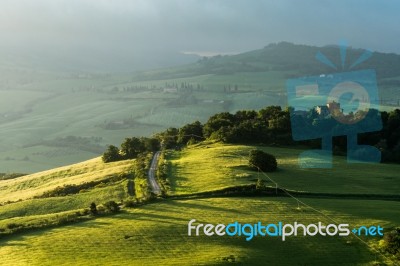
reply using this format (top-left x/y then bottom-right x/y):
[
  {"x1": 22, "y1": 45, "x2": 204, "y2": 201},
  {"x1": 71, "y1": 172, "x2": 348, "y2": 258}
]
[
  {"x1": 89, "y1": 202, "x2": 98, "y2": 215},
  {"x1": 124, "y1": 199, "x2": 137, "y2": 208},
  {"x1": 382, "y1": 228, "x2": 400, "y2": 255},
  {"x1": 102, "y1": 145, "x2": 122, "y2": 163},
  {"x1": 249, "y1": 149, "x2": 277, "y2": 172},
  {"x1": 6, "y1": 223, "x2": 20, "y2": 230},
  {"x1": 104, "y1": 201, "x2": 120, "y2": 213}
]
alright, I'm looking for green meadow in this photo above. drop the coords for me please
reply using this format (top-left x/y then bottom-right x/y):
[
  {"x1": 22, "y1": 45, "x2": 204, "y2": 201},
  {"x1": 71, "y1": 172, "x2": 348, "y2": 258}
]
[
  {"x1": 0, "y1": 157, "x2": 133, "y2": 202},
  {"x1": 168, "y1": 142, "x2": 400, "y2": 195},
  {"x1": 1, "y1": 43, "x2": 400, "y2": 265},
  {"x1": 0, "y1": 197, "x2": 399, "y2": 265},
  {"x1": 0, "y1": 70, "x2": 286, "y2": 173},
  {"x1": 1, "y1": 64, "x2": 399, "y2": 173},
  {"x1": 0, "y1": 142, "x2": 399, "y2": 265}
]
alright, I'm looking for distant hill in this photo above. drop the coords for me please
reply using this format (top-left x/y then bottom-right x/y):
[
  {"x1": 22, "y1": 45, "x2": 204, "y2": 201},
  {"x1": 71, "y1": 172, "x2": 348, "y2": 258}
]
[
  {"x1": 1, "y1": 41, "x2": 399, "y2": 173},
  {"x1": 0, "y1": 47, "x2": 200, "y2": 73},
  {"x1": 132, "y1": 42, "x2": 400, "y2": 84}
]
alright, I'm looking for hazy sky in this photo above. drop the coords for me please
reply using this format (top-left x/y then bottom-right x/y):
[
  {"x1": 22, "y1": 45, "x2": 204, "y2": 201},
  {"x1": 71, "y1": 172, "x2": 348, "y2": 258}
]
[{"x1": 0, "y1": 0, "x2": 399, "y2": 71}]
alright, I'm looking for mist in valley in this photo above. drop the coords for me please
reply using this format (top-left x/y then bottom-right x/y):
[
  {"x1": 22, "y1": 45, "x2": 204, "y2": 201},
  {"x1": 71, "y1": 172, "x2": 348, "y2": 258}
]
[{"x1": 0, "y1": 0, "x2": 399, "y2": 172}]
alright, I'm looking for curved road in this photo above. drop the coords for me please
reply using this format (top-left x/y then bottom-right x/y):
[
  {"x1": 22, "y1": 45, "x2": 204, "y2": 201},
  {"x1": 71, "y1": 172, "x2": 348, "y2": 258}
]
[{"x1": 148, "y1": 151, "x2": 162, "y2": 195}]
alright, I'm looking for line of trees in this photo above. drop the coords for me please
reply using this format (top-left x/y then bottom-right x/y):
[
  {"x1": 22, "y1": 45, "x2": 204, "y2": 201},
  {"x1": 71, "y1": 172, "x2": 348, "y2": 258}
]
[
  {"x1": 103, "y1": 106, "x2": 400, "y2": 164},
  {"x1": 102, "y1": 137, "x2": 160, "y2": 163}
]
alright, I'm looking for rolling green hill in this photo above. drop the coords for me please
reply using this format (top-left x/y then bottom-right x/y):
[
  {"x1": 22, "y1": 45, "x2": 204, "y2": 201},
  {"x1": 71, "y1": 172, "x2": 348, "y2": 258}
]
[
  {"x1": 1, "y1": 42, "x2": 400, "y2": 173},
  {"x1": 0, "y1": 142, "x2": 399, "y2": 265},
  {"x1": 168, "y1": 142, "x2": 400, "y2": 196},
  {"x1": 1, "y1": 197, "x2": 399, "y2": 265},
  {"x1": 2, "y1": 41, "x2": 400, "y2": 264},
  {"x1": 0, "y1": 157, "x2": 133, "y2": 203}
]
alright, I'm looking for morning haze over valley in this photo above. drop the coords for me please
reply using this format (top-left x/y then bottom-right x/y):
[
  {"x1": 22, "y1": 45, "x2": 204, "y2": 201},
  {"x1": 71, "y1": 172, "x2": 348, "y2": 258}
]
[{"x1": 0, "y1": 1, "x2": 399, "y2": 265}]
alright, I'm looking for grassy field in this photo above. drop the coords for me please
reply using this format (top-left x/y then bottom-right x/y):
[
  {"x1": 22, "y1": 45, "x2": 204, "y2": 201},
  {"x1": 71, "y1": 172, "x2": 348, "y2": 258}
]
[
  {"x1": 0, "y1": 197, "x2": 398, "y2": 265},
  {"x1": 0, "y1": 157, "x2": 133, "y2": 202},
  {"x1": 1, "y1": 51, "x2": 400, "y2": 264},
  {"x1": 0, "y1": 182, "x2": 127, "y2": 220},
  {"x1": 168, "y1": 142, "x2": 400, "y2": 195},
  {"x1": 0, "y1": 157, "x2": 133, "y2": 237},
  {"x1": 0, "y1": 142, "x2": 399, "y2": 265},
  {"x1": 1, "y1": 64, "x2": 399, "y2": 173},
  {"x1": 0, "y1": 65, "x2": 284, "y2": 172}
]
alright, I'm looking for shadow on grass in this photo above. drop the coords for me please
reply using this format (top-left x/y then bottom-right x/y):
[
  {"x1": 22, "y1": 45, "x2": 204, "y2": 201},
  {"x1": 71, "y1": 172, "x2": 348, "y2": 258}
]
[
  {"x1": 146, "y1": 199, "x2": 249, "y2": 215},
  {"x1": 114, "y1": 212, "x2": 188, "y2": 225},
  {"x1": 210, "y1": 235, "x2": 377, "y2": 266},
  {"x1": 173, "y1": 199, "x2": 248, "y2": 214},
  {"x1": 0, "y1": 218, "x2": 111, "y2": 245},
  {"x1": 167, "y1": 159, "x2": 195, "y2": 194},
  {"x1": 165, "y1": 152, "x2": 179, "y2": 193},
  {"x1": 231, "y1": 165, "x2": 252, "y2": 171}
]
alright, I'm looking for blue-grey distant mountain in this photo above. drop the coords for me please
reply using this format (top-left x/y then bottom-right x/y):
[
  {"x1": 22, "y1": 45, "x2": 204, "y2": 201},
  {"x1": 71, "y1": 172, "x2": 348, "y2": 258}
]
[{"x1": 132, "y1": 42, "x2": 400, "y2": 85}]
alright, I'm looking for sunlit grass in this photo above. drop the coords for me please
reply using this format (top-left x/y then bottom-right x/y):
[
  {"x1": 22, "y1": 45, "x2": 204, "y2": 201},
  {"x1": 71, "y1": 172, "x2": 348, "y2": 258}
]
[
  {"x1": 169, "y1": 142, "x2": 400, "y2": 195},
  {"x1": 0, "y1": 157, "x2": 133, "y2": 202},
  {"x1": 0, "y1": 142, "x2": 398, "y2": 265},
  {"x1": 0, "y1": 197, "x2": 398, "y2": 265},
  {"x1": 0, "y1": 182, "x2": 127, "y2": 220}
]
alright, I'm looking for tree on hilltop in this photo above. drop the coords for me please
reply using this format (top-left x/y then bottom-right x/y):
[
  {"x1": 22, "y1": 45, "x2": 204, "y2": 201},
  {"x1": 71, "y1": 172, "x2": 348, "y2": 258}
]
[{"x1": 102, "y1": 145, "x2": 122, "y2": 163}]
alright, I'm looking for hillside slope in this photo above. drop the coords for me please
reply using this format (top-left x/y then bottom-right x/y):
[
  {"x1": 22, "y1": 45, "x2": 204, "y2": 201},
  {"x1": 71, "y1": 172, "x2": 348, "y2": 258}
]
[
  {"x1": 0, "y1": 142, "x2": 399, "y2": 265},
  {"x1": 133, "y1": 42, "x2": 400, "y2": 82},
  {"x1": 0, "y1": 198, "x2": 399, "y2": 265},
  {"x1": 2, "y1": 42, "x2": 400, "y2": 173},
  {"x1": 0, "y1": 157, "x2": 133, "y2": 203},
  {"x1": 168, "y1": 142, "x2": 400, "y2": 195}
]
